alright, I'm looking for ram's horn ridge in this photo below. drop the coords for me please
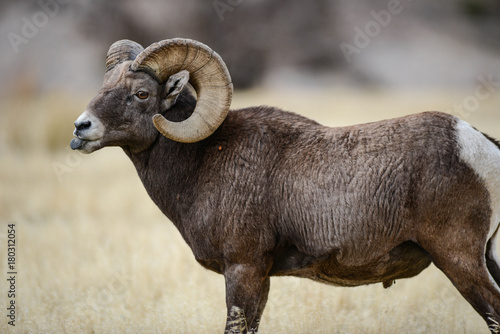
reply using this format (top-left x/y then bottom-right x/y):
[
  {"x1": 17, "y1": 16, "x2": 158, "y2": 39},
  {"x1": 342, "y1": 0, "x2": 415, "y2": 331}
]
[
  {"x1": 105, "y1": 39, "x2": 144, "y2": 72},
  {"x1": 132, "y1": 38, "x2": 233, "y2": 143}
]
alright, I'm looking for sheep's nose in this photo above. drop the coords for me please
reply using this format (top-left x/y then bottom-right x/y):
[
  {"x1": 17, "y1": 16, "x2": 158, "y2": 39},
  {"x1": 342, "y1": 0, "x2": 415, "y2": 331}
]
[{"x1": 75, "y1": 120, "x2": 91, "y2": 131}]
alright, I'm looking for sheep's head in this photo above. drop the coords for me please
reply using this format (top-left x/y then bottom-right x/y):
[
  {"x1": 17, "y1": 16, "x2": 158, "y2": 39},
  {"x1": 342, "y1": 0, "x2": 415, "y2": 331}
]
[{"x1": 71, "y1": 38, "x2": 233, "y2": 153}]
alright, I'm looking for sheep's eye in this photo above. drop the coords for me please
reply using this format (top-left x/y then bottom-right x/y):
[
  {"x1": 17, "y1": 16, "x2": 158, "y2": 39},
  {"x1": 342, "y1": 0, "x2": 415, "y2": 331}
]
[{"x1": 136, "y1": 91, "x2": 149, "y2": 99}]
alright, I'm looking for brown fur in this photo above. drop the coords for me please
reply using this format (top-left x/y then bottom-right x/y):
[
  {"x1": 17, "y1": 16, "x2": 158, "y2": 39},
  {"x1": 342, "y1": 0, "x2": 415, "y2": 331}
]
[{"x1": 72, "y1": 63, "x2": 500, "y2": 333}]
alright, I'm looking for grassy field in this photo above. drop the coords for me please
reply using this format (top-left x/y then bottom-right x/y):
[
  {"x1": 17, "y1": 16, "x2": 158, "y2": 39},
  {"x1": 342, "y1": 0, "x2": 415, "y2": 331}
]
[{"x1": 1, "y1": 87, "x2": 499, "y2": 333}]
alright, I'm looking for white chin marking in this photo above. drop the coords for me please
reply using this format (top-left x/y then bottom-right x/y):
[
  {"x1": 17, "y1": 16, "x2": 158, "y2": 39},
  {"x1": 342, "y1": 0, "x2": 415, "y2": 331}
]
[
  {"x1": 80, "y1": 140, "x2": 102, "y2": 154},
  {"x1": 456, "y1": 119, "x2": 500, "y2": 240}
]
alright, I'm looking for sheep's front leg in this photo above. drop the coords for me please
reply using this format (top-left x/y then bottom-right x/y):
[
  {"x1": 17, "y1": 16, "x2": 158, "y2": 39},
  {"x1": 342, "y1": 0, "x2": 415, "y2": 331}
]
[{"x1": 224, "y1": 264, "x2": 270, "y2": 334}]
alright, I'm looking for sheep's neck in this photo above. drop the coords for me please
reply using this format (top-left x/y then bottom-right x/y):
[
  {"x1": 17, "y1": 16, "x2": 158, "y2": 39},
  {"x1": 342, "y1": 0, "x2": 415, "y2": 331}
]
[{"x1": 124, "y1": 137, "x2": 201, "y2": 237}]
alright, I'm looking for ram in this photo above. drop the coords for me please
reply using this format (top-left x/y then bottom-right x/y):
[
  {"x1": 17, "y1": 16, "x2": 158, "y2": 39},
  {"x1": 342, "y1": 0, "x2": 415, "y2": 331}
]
[{"x1": 71, "y1": 38, "x2": 500, "y2": 333}]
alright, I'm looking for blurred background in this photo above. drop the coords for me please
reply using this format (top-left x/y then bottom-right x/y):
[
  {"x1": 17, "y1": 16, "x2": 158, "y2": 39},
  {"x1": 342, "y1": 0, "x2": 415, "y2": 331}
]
[
  {"x1": 1, "y1": 0, "x2": 499, "y2": 333},
  {"x1": 1, "y1": 0, "x2": 500, "y2": 92}
]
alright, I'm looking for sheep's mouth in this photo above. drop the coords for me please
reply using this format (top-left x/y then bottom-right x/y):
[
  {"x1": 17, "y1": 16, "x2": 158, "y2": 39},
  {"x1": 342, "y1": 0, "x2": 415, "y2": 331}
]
[
  {"x1": 70, "y1": 137, "x2": 102, "y2": 153},
  {"x1": 70, "y1": 137, "x2": 87, "y2": 150}
]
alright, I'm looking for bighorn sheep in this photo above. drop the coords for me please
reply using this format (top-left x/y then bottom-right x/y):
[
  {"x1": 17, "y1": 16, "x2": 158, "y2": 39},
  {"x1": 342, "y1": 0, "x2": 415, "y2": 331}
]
[{"x1": 71, "y1": 38, "x2": 500, "y2": 333}]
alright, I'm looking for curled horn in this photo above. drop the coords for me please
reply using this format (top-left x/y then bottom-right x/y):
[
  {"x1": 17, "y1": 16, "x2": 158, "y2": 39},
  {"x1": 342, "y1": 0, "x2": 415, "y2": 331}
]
[
  {"x1": 106, "y1": 39, "x2": 144, "y2": 72},
  {"x1": 131, "y1": 38, "x2": 233, "y2": 143}
]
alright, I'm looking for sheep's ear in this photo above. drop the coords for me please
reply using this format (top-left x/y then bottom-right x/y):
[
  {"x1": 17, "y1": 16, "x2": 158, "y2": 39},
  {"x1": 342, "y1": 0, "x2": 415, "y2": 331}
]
[{"x1": 162, "y1": 70, "x2": 189, "y2": 110}]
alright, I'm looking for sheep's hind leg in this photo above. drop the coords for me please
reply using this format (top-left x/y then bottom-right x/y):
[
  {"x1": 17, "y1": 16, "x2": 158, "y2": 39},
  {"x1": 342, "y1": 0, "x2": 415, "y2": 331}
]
[
  {"x1": 486, "y1": 227, "x2": 500, "y2": 288},
  {"x1": 424, "y1": 244, "x2": 500, "y2": 333}
]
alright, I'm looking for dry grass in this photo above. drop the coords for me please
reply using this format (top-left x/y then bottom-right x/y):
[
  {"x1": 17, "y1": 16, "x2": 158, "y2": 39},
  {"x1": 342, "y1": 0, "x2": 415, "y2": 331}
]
[{"x1": 1, "y1": 87, "x2": 499, "y2": 333}]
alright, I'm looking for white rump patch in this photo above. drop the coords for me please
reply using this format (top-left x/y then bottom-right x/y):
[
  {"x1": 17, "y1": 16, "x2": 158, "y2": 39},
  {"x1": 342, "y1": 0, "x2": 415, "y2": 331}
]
[{"x1": 456, "y1": 119, "x2": 500, "y2": 240}]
